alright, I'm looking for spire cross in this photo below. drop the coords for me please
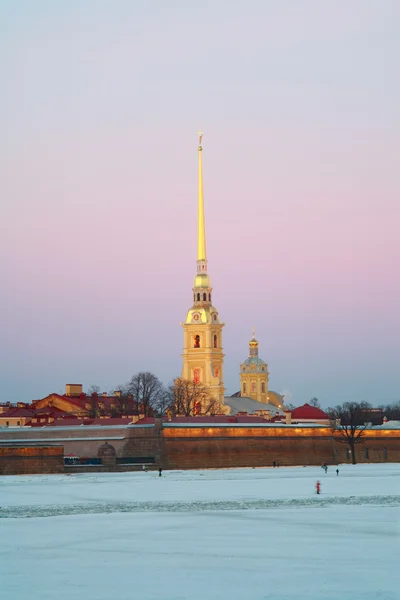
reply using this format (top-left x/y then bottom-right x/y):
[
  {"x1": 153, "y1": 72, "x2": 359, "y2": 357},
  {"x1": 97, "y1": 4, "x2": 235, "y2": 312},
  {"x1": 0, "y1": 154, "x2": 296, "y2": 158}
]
[
  {"x1": 252, "y1": 326, "x2": 256, "y2": 339},
  {"x1": 197, "y1": 130, "x2": 203, "y2": 146}
]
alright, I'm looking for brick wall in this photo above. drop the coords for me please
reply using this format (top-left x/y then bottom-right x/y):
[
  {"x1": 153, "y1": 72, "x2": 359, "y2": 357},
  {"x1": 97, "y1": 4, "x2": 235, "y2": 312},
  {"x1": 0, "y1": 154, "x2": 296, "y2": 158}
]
[
  {"x1": 1, "y1": 424, "x2": 400, "y2": 472},
  {"x1": 161, "y1": 427, "x2": 335, "y2": 469},
  {"x1": 0, "y1": 446, "x2": 64, "y2": 475}
]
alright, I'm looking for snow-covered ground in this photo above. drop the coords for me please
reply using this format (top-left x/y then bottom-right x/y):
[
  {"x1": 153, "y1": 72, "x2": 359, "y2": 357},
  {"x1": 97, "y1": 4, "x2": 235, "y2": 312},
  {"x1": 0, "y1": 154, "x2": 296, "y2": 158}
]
[{"x1": 1, "y1": 464, "x2": 399, "y2": 599}]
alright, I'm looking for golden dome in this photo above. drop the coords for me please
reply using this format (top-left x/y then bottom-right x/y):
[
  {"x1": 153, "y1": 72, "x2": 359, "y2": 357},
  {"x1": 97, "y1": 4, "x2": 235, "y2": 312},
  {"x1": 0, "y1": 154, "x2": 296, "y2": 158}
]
[{"x1": 193, "y1": 273, "x2": 211, "y2": 289}]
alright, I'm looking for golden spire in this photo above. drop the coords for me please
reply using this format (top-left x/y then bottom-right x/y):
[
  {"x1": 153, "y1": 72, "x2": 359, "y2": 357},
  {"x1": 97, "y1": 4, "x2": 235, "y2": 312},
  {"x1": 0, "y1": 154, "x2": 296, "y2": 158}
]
[
  {"x1": 249, "y1": 327, "x2": 259, "y2": 350},
  {"x1": 197, "y1": 130, "x2": 207, "y2": 262}
]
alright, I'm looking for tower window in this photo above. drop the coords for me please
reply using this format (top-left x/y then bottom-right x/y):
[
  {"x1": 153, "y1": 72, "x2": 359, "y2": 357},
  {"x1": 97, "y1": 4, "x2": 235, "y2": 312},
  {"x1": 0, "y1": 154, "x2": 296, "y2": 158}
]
[
  {"x1": 261, "y1": 382, "x2": 265, "y2": 393},
  {"x1": 251, "y1": 382, "x2": 256, "y2": 394},
  {"x1": 197, "y1": 293, "x2": 200, "y2": 301},
  {"x1": 203, "y1": 293, "x2": 207, "y2": 301},
  {"x1": 209, "y1": 294, "x2": 211, "y2": 301},
  {"x1": 243, "y1": 383, "x2": 247, "y2": 394},
  {"x1": 193, "y1": 368, "x2": 200, "y2": 383},
  {"x1": 194, "y1": 335, "x2": 200, "y2": 348},
  {"x1": 213, "y1": 334, "x2": 217, "y2": 348}
]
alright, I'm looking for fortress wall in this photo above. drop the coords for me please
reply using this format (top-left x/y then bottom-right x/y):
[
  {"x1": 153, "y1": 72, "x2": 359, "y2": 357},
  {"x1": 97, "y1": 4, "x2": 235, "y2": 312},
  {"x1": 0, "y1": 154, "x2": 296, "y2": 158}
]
[
  {"x1": 161, "y1": 427, "x2": 335, "y2": 469},
  {"x1": 1, "y1": 424, "x2": 399, "y2": 473},
  {"x1": 0, "y1": 445, "x2": 64, "y2": 475}
]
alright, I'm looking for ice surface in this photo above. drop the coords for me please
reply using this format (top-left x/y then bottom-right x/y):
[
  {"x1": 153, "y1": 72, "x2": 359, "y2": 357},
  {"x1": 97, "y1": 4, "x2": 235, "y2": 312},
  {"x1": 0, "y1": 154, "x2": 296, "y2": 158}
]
[{"x1": 1, "y1": 464, "x2": 399, "y2": 599}]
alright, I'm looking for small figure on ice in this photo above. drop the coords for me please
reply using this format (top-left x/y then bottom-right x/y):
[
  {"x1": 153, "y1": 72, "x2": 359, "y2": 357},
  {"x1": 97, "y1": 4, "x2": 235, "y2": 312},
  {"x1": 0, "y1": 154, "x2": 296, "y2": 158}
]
[
  {"x1": 336, "y1": 468, "x2": 339, "y2": 476},
  {"x1": 316, "y1": 481, "x2": 321, "y2": 495},
  {"x1": 159, "y1": 468, "x2": 162, "y2": 477}
]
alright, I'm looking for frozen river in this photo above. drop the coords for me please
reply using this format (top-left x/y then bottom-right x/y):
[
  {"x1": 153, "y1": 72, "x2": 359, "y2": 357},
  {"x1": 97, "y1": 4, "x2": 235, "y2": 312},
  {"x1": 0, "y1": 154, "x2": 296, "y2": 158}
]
[{"x1": 1, "y1": 464, "x2": 399, "y2": 599}]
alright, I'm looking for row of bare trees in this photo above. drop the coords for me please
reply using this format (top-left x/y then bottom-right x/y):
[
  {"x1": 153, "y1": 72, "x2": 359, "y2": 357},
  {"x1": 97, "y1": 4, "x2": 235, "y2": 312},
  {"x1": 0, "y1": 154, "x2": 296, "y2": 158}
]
[{"x1": 87, "y1": 373, "x2": 220, "y2": 418}]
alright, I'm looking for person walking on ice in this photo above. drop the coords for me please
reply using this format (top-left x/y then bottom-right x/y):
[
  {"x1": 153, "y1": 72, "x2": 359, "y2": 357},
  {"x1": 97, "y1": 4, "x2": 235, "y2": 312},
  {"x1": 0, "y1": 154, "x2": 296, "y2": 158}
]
[
  {"x1": 336, "y1": 468, "x2": 339, "y2": 476},
  {"x1": 316, "y1": 481, "x2": 321, "y2": 495}
]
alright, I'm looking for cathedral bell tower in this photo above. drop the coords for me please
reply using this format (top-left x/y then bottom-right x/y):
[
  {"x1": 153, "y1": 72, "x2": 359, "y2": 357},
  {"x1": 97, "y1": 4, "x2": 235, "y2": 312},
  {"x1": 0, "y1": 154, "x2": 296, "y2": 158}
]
[
  {"x1": 240, "y1": 330, "x2": 269, "y2": 403},
  {"x1": 181, "y1": 133, "x2": 226, "y2": 408}
]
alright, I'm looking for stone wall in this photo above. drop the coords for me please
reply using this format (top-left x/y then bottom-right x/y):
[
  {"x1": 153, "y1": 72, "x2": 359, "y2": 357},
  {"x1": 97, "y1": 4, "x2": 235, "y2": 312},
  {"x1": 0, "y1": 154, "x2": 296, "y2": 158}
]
[
  {"x1": 161, "y1": 426, "x2": 335, "y2": 469},
  {"x1": 1, "y1": 423, "x2": 400, "y2": 473},
  {"x1": 0, "y1": 424, "x2": 156, "y2": 460},
  {"x1": 333, "y1": 436, "x2": 400, "y2": 464},
  {"x1": 0, "y1": 446, "x2": 64, "y2": 475}
]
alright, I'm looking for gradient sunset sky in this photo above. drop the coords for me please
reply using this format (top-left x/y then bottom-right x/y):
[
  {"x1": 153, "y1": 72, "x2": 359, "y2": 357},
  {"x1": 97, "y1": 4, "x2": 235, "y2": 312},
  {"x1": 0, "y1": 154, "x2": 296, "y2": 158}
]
[{"x1": 1, "y1": 1, "x2": 399, "y2": 407}]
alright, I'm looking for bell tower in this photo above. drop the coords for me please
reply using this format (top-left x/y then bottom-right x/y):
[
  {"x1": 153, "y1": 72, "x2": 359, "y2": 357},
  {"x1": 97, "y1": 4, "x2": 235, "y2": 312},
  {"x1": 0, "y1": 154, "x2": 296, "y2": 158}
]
[
  {"x1": 240, "y1": 330, "x2": 269, "y2": 403},
  {"x1": 181, "y1": 133, "x2": 226, "y2": 409}
]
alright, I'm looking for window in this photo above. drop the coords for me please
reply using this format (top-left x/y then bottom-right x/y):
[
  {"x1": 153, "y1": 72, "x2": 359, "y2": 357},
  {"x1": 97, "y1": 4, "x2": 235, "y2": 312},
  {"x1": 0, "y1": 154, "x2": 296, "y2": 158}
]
[
  {"x1": 193, "y1": 368, "x2": 200, "y2": 383},
  {"x1": 261, "y1": 383, "x2": 265, "y2": 393},
  {"x1": 194, "y1": 335, "x2": 200, "y2": 348},
  {"x1": 209, "y1": 294, "x2": 211, "y2": 301},
  {"x1": 203, "y1": 293, "x2": 207, "y2": 301},
  {"x1": 6, "y1": 421, "x2": 9, "y2": 427},
  {"x1": 213, "y1": 334, "x2": 217, "y2": 348},
  {"x1": 17, "y1": 421, "x2": 20, "y2": 426},
  {"x1": 251, "y1": 382, "x2": 256, "y2": 394},
  {"x1": 365, "y1": 448, "x2": 369, "y2": 459},
  {"x1": 243, "y1": 383, "x2": 247, "y2": 394}
]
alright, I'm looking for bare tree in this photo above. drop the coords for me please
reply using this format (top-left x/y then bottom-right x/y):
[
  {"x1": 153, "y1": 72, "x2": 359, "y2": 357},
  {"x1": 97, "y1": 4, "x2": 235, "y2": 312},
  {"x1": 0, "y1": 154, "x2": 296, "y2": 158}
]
[
  {"x1": 169, "y1": 378, "x2": 219, "y2": 416},
  {"x1": 126, "y1": 372, "x2": 165, "y2": 416},
  {"x1": 110, "y1": 386, "x2": 132, "y2": 417},
  {"x1": 327, "y1": 402, "x2": 372, "y2": 464},
  {"x1": 379, "y1": 401, "x2": 400, "y2": 421},
  {"x1": 88, "y1": 392, "x2": 100, "y2": 419},
  {"x1": 87, "y1": 384, "x2": 101, "y2": 395},
  {"x1": 309, "y1": 397, "x2": 321, "y2": 408}
]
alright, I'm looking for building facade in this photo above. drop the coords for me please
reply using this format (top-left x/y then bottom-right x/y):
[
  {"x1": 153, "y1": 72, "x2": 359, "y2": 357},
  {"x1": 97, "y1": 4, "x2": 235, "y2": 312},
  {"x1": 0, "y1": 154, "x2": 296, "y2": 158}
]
[{"x1": 240, "y1": 332, "x2": 269, "y2": 403}]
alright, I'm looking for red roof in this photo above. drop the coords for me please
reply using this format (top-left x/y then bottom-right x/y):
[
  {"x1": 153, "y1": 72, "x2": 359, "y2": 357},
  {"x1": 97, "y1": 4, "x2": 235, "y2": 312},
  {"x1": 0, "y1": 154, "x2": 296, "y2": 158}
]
[
  {"x1": 32, "y1": 394, "x2": 87, "y2": 410},
  {"x1": 34, "y1": 407, "x2": 72, "y2": 417},
  {"x1": 291, "y1": 403, "x2": 329, "y2": 420},
  {"x1": 135, "y1": 415, "x2": 268, "y2": 425},
  {"x1": 38, "y1": 417, "x2": 136, "y2": 427},
  {"x1": 0, "y1": 407, "x2": 35, "y2": 418}
]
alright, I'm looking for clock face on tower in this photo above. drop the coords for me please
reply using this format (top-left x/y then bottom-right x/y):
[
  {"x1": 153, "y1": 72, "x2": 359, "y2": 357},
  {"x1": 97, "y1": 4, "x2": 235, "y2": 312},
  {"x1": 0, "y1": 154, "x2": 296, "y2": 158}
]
[{"x1": 193, "y1": 313, "x2": 200, "y2": 322}]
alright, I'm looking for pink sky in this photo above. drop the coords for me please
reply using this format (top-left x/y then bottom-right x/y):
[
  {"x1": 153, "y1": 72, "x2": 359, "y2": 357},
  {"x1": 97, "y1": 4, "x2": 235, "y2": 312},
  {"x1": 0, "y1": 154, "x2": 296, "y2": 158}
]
[{"x1": 1, "y1": 1, "x2": 399, "y2": 406}]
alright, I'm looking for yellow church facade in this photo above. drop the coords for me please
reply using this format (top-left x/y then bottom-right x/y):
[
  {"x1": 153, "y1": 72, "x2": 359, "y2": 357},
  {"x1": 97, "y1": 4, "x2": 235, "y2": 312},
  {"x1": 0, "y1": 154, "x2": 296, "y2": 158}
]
[{"x1": 240, "y1": 333, "x2": 269, "y2": 403}]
